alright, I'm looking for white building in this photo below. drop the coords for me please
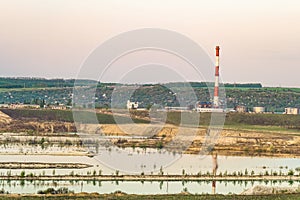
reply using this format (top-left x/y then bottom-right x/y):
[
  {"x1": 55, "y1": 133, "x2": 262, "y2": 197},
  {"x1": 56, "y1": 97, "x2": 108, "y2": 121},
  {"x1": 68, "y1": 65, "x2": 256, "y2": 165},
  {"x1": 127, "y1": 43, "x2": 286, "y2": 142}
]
[
  {"x1": 48, "y1": 104, "x2": 69, "y2": 110},
  {"x1": 285, "y1": 107, "x2": 299, "y2": 115},
  {"x1": 0, "y1": 104, "x2": 9, "y2": 108},
  {"x1": 253, "y1": 107, "x2": 265, "y2": 113},
  {"x1": 165, "y1": 107, "x2": 189, "y2": 111},
  {"x1": 196, "y1": 108, "x2": 224, "y2": 113},
  {"x1": 127, "y1": 100, "x2": 138, "y2": 109},
  {"x1": 235, "y1": 105, "x2": 247, "y2": 113},
  {"x1": 8, "y1": 104, "x2": 40, "y2": 109}
]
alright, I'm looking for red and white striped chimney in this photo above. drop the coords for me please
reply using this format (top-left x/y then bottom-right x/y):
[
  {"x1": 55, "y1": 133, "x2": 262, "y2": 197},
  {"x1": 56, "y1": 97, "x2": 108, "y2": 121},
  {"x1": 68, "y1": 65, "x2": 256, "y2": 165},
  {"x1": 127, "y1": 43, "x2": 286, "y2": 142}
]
[{"x1": 213, "y1": 46, "x2": 220, "y2": 108}]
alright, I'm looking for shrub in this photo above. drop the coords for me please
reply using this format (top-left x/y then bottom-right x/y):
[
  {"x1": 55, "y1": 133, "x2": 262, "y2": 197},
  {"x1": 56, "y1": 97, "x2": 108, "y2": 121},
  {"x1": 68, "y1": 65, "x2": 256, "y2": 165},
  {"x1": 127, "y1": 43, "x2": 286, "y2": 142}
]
[
  {"x1": 37, "y1": 187, "x2": 74, "y2": 194},
  {"x1": 20, "y1": 171, "x2": 25, "y2": 177},
  {"x1": 288, "y1": 169, "x2": 294, "y2": 176}
]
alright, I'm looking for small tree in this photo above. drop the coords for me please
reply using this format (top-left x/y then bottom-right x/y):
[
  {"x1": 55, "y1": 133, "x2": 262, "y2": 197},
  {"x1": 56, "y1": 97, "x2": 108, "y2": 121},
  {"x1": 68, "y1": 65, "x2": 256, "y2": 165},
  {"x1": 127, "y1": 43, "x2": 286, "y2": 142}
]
[
  {"x1": 159, "y1": 166, "x2": 164, "y2": 175},
  {"x1": 288, "y1": 169, "x2": 294, "y2": 176},
  {"x1": 265, "y1": 170, "x2": 269, "y2": 176},
  {"x1": 40, "y1": 99, "x2": 45, "y2": 108},
  {"x1": 20, "y1": 171, "x2": 25, "y2": 177},
  {"x1": 157, "y1": 141, "x2": 163, "y2": 149},
  {"x1": 39, "y1": 138, "x2": 45, "y2": 145},
  {"x1": 244, "y1": 168, "x2": 248, "y2": 176},
  {"x1": 183, "y1": 187, "x2": 188, "y2": 193},
  {"x1": 7, "y1": 171, "x2": 11, "y2": 177}
]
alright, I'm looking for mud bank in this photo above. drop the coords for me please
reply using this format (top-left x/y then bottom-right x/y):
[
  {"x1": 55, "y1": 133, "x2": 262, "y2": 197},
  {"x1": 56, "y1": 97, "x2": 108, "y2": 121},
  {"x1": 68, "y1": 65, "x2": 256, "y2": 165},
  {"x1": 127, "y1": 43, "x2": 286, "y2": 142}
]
[
  {"x1": 0, "y1": 162, "x2": 92, "y2": 169},
  {"x1": 1, "y1": 174, "x2": 300, "y2": 181}
]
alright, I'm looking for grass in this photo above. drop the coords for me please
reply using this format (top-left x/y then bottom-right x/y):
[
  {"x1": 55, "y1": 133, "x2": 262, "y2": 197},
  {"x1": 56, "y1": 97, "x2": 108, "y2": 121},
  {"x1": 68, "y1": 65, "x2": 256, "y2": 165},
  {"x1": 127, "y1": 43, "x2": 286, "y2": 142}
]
[
  {"x1": 2, "y1": 108, "x2": 300, "y2": 132},
  {"x1": 263, "y1": 87, "x2": 300, "y2": 93},
  {"x1": 0, "y1": 109, "x2": 150, "y2": 124},
  {"x1": 223, "y1": 124, "x2": 300, "y2": 134},
  {"x1": 224, "y1": 87, "x2": 300, "y2": 93},
  {"x1": 165, "y1": 112, "x2": 300, "y2": 132},
  {"x1": 225, "y1": 87, "x2": 261, "y2": 91}
]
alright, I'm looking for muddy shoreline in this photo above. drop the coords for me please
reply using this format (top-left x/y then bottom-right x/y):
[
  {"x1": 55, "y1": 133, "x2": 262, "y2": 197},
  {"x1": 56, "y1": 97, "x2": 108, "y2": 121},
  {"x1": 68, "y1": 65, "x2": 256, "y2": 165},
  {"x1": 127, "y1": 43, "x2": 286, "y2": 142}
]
[
  {"x1": 1, "y1": 110, "x2": 300, "y2": 159},
  {"x1": 1, "y1": 124, "x2": 300, "y2": 158},
  {"x1": 0, "y1": 162, "x2": 92, "y2": 169},
  {"x1": 0, "y1": 174, "x2": 299, "y2": 181}
]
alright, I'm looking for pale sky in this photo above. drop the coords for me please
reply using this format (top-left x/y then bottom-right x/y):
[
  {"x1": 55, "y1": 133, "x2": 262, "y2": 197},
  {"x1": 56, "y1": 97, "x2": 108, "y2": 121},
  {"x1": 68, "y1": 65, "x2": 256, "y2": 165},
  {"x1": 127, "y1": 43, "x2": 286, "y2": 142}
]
[{"x1": 0, "y1": 0, "x2": 299, "y2": 87}]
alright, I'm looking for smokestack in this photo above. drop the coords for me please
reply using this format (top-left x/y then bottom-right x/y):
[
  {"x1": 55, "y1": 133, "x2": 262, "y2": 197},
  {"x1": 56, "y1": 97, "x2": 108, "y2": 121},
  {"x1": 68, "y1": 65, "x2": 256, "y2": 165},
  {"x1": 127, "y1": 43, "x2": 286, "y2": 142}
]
[{"x1": 213, "y1": 46, "x2": 220, "y2": 108}]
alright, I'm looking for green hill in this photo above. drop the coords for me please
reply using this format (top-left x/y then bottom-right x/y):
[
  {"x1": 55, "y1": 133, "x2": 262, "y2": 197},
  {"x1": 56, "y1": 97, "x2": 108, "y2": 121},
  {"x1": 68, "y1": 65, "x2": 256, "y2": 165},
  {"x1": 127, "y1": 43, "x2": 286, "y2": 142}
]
[{"x1": 0, "y1": 78, "x2": 299, "y2": 112}]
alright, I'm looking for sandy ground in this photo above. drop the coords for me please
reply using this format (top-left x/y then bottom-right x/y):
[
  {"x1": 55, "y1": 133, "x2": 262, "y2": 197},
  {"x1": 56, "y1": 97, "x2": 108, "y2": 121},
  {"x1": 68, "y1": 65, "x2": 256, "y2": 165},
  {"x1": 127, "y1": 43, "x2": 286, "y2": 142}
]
[
  {"x1": 0, "y1": 111, "x2": 12, "y2": 124},
  {"x1": 242, "y1": 185, "x2": 300, "y2": 195},
  {"x1": 91, "y1": 124, "x2": 300, "y2": 158},
  {"x1": 1, "y1": 116, "x2": 300, "y2": 157}
]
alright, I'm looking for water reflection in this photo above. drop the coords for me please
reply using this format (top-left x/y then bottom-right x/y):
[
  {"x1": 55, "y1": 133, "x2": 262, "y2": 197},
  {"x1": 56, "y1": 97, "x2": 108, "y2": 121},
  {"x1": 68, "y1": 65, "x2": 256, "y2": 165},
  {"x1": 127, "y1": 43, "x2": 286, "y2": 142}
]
[
  {"x1": 0, "y1": 179, "x2": 298, "y2": 195},
  {"x1": 0, "y1": 151, "x2": 300, "y2": 177},
  {"x1": 212, "y1": 153, "x2": 218, "y2": 194}
]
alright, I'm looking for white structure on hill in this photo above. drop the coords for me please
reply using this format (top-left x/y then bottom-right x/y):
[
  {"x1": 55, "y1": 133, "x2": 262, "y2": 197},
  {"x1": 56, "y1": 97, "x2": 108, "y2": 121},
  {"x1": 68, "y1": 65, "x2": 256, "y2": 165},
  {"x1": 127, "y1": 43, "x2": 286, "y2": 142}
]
[
  {"x1": 253, "y1": 107, "x2": 265, "y2": 113},
  {"x1": 285, "y1": 107, "x2": 299, "y2": 115},
  {"x1": 127, "y1": 100, "x2": 138, "y2": 109}
]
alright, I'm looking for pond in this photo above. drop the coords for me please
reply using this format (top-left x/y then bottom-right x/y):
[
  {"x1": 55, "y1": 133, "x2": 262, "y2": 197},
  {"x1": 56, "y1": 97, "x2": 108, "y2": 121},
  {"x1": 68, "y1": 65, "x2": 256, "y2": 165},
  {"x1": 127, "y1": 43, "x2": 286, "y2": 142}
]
[
  {"x1": 0, "y1": 146, "x2": 300, "y2": 194},
  {"x1": 0, "y1": 147, "x2": 299, "y2": 176}
]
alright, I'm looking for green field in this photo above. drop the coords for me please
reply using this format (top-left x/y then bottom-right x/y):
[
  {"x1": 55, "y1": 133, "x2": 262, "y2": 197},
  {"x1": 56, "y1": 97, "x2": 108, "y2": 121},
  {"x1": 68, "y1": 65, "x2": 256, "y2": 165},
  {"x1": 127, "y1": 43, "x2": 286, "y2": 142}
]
[
  {"x1": 0, "y1": 109, "x2": 150, "y2": 124},
  {"x1": 164, "y1": 112, "x2": 300, "y2": 131},
  {"x1": 1, "y1": 109, "x2": 300, "y2": 133}
]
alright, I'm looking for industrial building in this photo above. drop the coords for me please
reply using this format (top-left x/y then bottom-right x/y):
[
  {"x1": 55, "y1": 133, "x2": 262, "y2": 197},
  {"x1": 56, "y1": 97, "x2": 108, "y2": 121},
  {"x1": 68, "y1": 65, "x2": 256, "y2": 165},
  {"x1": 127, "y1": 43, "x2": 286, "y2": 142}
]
[{"x1": 197, "y1": 46, "x2": 224, "y2": 113}]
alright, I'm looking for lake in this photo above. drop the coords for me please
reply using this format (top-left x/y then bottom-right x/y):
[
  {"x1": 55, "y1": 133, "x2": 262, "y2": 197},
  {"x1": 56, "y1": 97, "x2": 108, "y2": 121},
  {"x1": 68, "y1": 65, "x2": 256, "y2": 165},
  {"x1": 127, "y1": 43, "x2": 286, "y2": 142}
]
[
  {"x1": 0, "y1": 179, "x2": 298, "y2": 195},
  {"x1": 0, "y1": 146, "x2": 300, "y2": 194}
]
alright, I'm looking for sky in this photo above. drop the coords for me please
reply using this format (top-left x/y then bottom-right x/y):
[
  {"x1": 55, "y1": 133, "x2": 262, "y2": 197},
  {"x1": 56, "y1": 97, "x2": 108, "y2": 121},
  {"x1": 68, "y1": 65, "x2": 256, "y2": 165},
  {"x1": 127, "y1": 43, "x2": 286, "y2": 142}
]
[{"x1": 0, "y1": 0, "x2": 299, "y2": 87}]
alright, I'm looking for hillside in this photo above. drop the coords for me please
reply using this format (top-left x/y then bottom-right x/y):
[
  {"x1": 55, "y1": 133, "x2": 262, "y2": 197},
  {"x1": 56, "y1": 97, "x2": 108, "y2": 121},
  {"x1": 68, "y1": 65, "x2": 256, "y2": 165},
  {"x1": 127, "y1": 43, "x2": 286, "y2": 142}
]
[
  {"x1": 0, "y1": 78, "x2": 299, "y2": 112},
  {"x1": 0, "y1": 77, "x2": 96, "y2": 88}
]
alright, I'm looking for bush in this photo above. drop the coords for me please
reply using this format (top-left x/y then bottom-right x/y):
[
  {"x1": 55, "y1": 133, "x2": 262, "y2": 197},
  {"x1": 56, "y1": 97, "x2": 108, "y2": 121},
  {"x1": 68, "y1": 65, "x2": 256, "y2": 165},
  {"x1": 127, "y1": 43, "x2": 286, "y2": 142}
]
[
  {"x1": 37, "y1": 187, "x2": 74, "y2": 194},
  {"x1": 20, "y1": 171, "x2": 25, "y2": 177},
  {"x1": 0, "y1": 188, "x2": 8, "y2": 194},
  {"x1": 288, "y1": 169, "x2": 294, "y2": 176}
]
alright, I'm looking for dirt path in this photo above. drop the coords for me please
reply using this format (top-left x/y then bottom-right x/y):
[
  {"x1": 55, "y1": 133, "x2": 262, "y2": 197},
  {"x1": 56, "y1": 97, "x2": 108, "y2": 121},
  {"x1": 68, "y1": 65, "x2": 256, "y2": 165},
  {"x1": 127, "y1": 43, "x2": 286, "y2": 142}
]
[{"x1": 0, "y1": 111, "x2": 12, "y2": 124}]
